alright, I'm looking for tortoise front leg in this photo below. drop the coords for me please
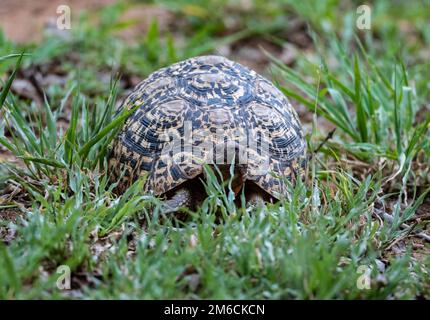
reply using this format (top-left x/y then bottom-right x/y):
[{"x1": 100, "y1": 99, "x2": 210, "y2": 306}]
[
  {"x1": 245, "y1": 183, "x2": 272, "y2": 208},
  {"x1": 162, "y1": 187, "x2": 192, "y2": 214},
  {"x1": 246, "y1": 191, "x2": 265, "y2": 208}
]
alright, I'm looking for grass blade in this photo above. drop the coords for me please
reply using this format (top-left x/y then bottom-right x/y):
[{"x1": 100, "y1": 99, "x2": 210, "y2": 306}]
[
  {"x1": 0, "y1": 52, "x2": 24, "y2": 110},
  {"x1": 354, "y1": 54, "x2": 368, "y2": 142},
  {"x1": 20, "y1": 156, "x2": 66, "y2": 168},
  {"x1": 78, "y1": 104, "x2": 140, "y2": 159}
]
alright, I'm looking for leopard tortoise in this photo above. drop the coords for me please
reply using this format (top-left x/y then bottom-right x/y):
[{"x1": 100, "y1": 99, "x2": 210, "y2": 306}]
[{"x1": 108, "y1": 55, "x2": 306, "y2": 211}]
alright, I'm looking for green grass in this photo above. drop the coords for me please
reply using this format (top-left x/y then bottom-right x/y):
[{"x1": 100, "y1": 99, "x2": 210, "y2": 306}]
[
  {"x1": 0, "y1": 0, "x2": 429, "y2": 299},
  {"x1": 272, "y1": 39, "x2": 430, "y2": 163}
]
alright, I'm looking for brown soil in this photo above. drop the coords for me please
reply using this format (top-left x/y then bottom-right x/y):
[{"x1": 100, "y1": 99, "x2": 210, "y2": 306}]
[
  {"x1": 0, "y1": 0, "x2": 175, "y2": 43},
  {"x1": 0, "y1": 207, "x2": 22, "y2": 243},
  {"x1": 0, "y1": 0, "x2": 116, "y2": 43}
]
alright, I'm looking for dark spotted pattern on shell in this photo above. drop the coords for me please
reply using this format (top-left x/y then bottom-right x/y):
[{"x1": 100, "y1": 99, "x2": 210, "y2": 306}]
[{"x1": 108, "y1": 55, "x2": 306, "y2": 199}]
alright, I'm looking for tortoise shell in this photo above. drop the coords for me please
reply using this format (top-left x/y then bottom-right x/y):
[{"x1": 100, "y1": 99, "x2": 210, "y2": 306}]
[{"x1": 108, "y1": 55, "x2": 306, "y2": 199}]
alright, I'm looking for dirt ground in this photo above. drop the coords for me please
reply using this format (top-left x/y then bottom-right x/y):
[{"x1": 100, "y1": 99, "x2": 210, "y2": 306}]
[
  {"x1": 0, "y1": 0, "x2": 293, "y2": 71},
  {"x1": 0, "y1": 0, "x2": 174, "y2": 44},
  {"x1": 0, "y1": 0, "x2": 119, "y2": 42}
]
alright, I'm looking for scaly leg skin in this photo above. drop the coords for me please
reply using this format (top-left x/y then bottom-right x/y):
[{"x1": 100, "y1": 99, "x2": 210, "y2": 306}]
[
  {"x1": 245, "y1": 183, "x2": 272, "y2": 209},
  {"x1": 162, "y1": 187, "x2": 192, "y2": 214},
  {"x1": 247, "y1": 191, "x2": 265, "y2": 208}
]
